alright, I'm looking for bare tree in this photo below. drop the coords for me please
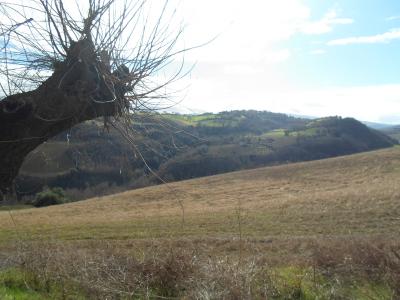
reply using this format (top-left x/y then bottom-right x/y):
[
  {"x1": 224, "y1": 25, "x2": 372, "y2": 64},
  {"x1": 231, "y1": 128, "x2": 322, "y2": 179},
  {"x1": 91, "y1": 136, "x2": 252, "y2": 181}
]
[{"x1": 0, "y1": 0, "x2": 189, "y2": 194}]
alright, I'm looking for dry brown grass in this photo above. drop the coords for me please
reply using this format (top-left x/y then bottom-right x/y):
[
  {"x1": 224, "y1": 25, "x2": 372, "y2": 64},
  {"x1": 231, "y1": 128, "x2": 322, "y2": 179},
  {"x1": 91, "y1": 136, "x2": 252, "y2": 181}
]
[
  {"x1": 2, "y1": 146, "x2": 400, "y2": 298},
  {"x1": 1, "y1": 147, "x2": 400, "y2": 241},
  {"x1": 3, "y1": 236, "x2": 399, "y2": 299}
]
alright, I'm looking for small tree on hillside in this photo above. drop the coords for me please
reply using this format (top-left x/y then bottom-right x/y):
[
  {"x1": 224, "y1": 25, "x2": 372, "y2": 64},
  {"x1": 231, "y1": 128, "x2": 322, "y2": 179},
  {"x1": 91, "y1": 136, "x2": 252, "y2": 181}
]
[{"x1": 0, "y1": 0, "x2": 189, "y2": 195}]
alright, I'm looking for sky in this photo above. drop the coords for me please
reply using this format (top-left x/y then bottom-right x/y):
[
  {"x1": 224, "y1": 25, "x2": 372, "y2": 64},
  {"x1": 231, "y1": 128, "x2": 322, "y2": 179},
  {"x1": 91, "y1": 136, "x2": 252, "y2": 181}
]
[
  {"x1": 2, "y1": 0, "x2": 400, "y2": 124},
  {"x1": 169, "y1": 0, "x2": 400, "y2": 124}
]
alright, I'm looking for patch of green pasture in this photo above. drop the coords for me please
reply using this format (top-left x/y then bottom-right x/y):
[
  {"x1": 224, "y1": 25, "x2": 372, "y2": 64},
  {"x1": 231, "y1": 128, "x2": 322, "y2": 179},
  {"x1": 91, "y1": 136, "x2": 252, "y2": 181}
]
[
  {"x1": 272, "y1": 266, "x2": 392, "y2": 299},
  {"x1": 161, "y1": 113, "x2": 218, "y2": 126},
  {"x1": 0, "y1": 268, "x2": 86, "y2": 300},
  {"x1": 290, "y1": 127, "x2": 319, "y2": 137},
  {"x1": 262, "y1": 129, "x2": 287, "y2": 137},
  {"x1": 162, "y1": 113, "x2": 243, "y2": 128},
  {"x1": 0, "y1": 205, "x2": 33, "y2": 211}
]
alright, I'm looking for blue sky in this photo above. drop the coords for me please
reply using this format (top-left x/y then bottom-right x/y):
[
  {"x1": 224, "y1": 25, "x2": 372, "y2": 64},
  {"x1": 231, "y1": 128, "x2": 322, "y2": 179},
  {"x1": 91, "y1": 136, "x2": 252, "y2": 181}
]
[
  {"x1": 286, "y1": 0, "x2": 400, "y2": 87},
  {"x1": 173, "y1": 0, "x2": 400, "y2": 123},
  {"x1": 1, "y1": 0, "x2": 399, "y2": 123}
]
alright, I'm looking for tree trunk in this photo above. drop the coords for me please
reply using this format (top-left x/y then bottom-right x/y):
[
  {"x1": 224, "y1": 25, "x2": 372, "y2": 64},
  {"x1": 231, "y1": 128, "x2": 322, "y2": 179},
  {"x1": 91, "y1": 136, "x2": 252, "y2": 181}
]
[{"x1": 0, "y1": 39, "x2": 123, "y2": 193}]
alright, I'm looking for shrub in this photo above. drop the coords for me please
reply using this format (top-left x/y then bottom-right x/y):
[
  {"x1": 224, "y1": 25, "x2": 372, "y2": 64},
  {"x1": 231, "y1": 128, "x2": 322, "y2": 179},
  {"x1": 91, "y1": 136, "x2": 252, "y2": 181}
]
[{"x1": 33, "y1": 187, "x2": 66, "y2": 207}]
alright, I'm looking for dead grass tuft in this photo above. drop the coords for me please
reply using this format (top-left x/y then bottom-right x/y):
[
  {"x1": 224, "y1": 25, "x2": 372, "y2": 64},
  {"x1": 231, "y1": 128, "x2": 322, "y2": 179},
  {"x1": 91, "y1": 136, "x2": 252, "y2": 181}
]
[
  {"x1": 2, "y1": 237, "x2": 398, "y2": 299},
  {"x1": 312, "y1": 239, "x2": 400, "y2": 297}
]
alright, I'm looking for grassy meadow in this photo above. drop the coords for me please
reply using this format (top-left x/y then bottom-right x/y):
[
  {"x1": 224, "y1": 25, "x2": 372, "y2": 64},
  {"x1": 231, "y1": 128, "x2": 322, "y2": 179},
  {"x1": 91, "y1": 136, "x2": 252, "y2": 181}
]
[{"x1": 1, "y1": 147, "x2": 400, "y2": 298}]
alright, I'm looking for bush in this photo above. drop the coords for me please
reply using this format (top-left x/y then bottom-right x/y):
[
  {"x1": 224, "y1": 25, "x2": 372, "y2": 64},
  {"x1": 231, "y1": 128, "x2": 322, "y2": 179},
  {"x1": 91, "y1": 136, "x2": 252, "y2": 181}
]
[{"x1": 33, "y1": 187, "x2": 66, "y2": 207}]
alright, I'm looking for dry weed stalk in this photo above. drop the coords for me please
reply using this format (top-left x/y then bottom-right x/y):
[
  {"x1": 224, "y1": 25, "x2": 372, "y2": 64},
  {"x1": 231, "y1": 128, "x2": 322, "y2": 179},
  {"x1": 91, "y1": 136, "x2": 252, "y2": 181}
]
[{"x1": 3, "y1": 239, "x2": 279, "y2": 299}]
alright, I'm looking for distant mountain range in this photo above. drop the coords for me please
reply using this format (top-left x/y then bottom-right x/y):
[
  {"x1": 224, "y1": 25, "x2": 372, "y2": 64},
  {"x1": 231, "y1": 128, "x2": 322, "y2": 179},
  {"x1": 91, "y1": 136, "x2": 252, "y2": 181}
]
[
  {"x1": 290, "y1": 116, "x2": 397, "y2": 130},
  {"x1": 361, "y1": 121, "x2": 397, "y2": 130},
  {"x1": 380, "y1": 125, "x2": 400, "y2": 142},
  {"x1": 16, "y1": 110, "x2": 398, "y2": 200}
]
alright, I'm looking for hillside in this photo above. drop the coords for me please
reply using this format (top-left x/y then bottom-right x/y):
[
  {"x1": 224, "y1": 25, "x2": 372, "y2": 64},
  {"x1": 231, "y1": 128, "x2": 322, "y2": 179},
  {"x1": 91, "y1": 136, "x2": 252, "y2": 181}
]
[
  {"x1": 16, "y1": 111, "x2": 397, "y2": 200},
  {"x1": 3, "y1": 147, "x2": 400, "y2": 240},
  {"x1": 1, "y1": 147, "x2": 400, "y2": 298}
]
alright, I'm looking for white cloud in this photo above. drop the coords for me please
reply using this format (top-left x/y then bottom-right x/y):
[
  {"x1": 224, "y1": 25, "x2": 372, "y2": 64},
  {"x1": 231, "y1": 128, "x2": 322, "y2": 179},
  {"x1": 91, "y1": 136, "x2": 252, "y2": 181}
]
[
  {"x1": 386, "y1": 16, "x2": 400, "y2": 21},
  {"x1": 281, "y1": 85, "x2": 400, "y2": 123},
  {"x1": 179, "y1": 0, "x2": 310, "y2": 64},
  {"x1": 171, "y1": 2, "x2": 400, "y2": 123},
  {"x1": 177, "y1": 82, "x2": 400, "y2": 124},
  {"x1": 179, "y1": 2, "x2": 351, "y2": 64},
  {"x1": 300, "y1": 9, "x2": 354, "y2": 35},
  {"x1": 310, "y1": 49, "x2": 326, "y2": 55},
  {"x1": 328, "y1": 28, "x2": 400, "y2": 45}
]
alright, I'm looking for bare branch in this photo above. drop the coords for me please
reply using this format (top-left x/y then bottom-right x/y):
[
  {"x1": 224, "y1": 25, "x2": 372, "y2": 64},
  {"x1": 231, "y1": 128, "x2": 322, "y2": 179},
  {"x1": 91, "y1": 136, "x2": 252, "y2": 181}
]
[{"x1": 0, "y1": 0, "x2": 200, "y2": 193}]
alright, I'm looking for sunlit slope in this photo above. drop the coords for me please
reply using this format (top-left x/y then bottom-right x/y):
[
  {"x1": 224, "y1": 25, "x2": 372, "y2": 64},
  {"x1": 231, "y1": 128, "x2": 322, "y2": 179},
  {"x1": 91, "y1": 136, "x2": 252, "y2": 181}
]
[{"x1": 2, "y1": 147, "x2": 400, "y2": 241}]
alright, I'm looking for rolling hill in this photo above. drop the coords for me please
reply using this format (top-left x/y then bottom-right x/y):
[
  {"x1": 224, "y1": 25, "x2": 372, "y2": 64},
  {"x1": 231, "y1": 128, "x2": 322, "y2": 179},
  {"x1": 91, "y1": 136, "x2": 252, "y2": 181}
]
[
  {"x1": 15, "y1": 110, "x2": 397, "y2": 200},
  {"x1": 3, "y1": 146, "x2": 400, "y2": 240}
]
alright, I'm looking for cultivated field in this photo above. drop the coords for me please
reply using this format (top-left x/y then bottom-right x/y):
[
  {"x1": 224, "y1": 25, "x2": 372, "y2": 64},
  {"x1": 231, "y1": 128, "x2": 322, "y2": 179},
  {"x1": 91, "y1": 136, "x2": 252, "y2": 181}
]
[{"x1": 1, "y1": 147, "x2": 400, "y2": 298}]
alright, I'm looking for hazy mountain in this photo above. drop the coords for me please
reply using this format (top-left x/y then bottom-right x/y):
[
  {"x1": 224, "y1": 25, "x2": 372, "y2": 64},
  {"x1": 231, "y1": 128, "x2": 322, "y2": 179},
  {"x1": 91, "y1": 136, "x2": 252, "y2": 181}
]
[
  {"x1": 362, "y1": 121, "x2": 394, "y2": 130},
  {"x1": 379, "y1": 125, "x2": 400, "y2": 142}
]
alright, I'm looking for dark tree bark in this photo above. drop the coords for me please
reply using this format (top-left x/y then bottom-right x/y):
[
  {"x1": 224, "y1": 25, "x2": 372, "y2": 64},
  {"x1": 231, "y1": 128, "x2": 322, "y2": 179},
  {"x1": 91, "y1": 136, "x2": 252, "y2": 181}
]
[{"x1": 0, "y1": 39, "x2": 126, "y2": 193}]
